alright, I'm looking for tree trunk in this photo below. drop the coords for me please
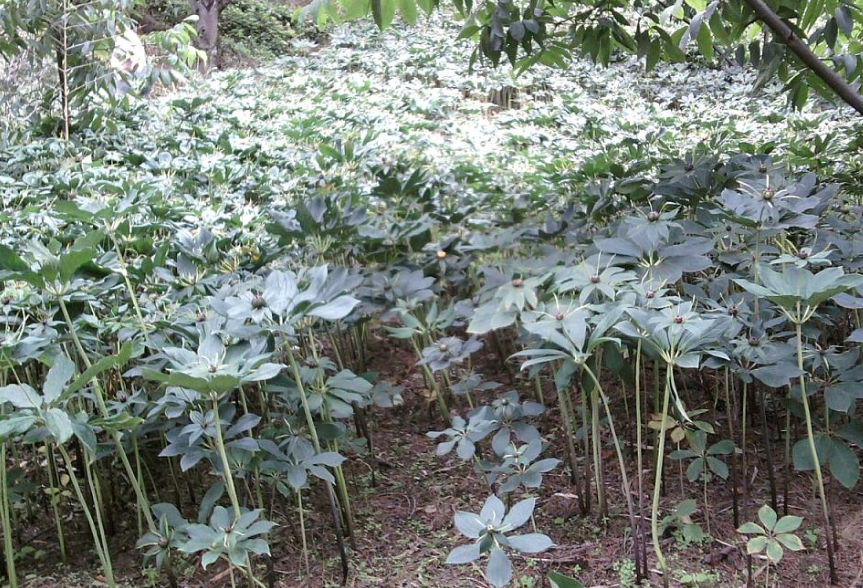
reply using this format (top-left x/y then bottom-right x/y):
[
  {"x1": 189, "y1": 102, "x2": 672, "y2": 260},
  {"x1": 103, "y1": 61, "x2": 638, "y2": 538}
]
[
  {"x1": 189, "y1": 0, "x2": 219, "y2": 71},
  {"x1": 742, "y1": 0, "x2": 863, "y2": 115}
]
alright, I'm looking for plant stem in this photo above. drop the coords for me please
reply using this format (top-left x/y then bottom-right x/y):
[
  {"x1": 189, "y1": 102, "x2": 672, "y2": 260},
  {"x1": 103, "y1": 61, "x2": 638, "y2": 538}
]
[
  {"x1": 285, "y1": 345, "x2": 349, "y2": 583},
  {"x1": 758, "y1": 385, "x2": 778, "y2": 512},
  {"x1": 210, "y1": 395, "x2": 242, "y2": 521},
  {"x1": 584, "y1": 365, "x2": 642, "y2": 582},
  {"x1": 579, "y1": 378, "x2": 592, "y2": 513},
  {"x1": 307, "y1": 329, "x2": 356, "y2": 547},
  {"x1": 45, "y1": 443, "x2": 67, "y2": 564},
  {"x1": 0, "y1": 423, "x2": 17, "y2": 588},
  {"x1": 590, "y1": 382, "x2": 605, "y2": 521},
  {"x1": 555, "y1": 381, "x2": 586, "y2": 515},
  {"x1": 794, "y1": 317, "x2": 838, "y2": 583},
  {"x1": 724, "y1": 367, "x2": 740, "y2": 527},
  {"x1": 297, "y1": 490, "x2": 309, "y2": 575},
  {"x1": 634, "y1": 339, "x2": 648, "y2": 578},
  {"x1": 57, "y1": 297, "x2": 156, "y2": 532},
  {"x1": 111, "y1": 237, "x2": 154, "y2": 349},
  {"x1": 651, "y1": 367, "x2": 673, "y2": 588},
  {"x1": 410, "y1": 337, "x2": 449, "y2": 422},
  {"x1": 83, "y1": 455, "x2": 114, "y2": 581},
  {"x1": 57, "y1": 445, "x2": 115, "y2": 588}
]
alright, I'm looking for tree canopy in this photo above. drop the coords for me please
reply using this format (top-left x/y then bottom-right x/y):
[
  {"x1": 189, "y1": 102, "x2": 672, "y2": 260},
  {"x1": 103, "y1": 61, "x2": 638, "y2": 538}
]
[{"x1": 302, "y1": 0, "x2": 863, "y2": 113}]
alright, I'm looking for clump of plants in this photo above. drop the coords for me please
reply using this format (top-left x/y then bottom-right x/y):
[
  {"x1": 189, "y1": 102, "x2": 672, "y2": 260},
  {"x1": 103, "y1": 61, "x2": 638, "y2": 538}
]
[{"x1": 0, "y1": 7, "x2": 862, "y2": 588}]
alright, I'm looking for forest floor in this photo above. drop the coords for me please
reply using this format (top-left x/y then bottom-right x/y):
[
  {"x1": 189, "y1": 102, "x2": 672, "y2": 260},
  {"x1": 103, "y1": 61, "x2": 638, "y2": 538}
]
[
  {"x1": 4, "y1": 10, "x2": 863, "y2": 588},
  {"x1": 13, "y1": 332, "x2": 863, "y2": 588}
]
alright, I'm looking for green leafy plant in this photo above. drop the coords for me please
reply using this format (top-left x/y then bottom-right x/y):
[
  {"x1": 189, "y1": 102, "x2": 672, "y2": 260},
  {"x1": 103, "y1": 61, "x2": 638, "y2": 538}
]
[
  {"x1": 446, "y1": 496, "x2": 553, "y2": 587},
  {"x1": 738, "y1": 505, "x2": 805, "y2": 586}
]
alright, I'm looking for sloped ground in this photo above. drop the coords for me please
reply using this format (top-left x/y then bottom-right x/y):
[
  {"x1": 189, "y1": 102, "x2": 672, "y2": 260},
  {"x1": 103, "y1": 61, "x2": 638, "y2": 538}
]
[
  {"x1": 5, "y1": 13, "x2": 863, "y2": 588},
  {"x1": 16, "y1": 335, "x2": 863, "y2": 588}
]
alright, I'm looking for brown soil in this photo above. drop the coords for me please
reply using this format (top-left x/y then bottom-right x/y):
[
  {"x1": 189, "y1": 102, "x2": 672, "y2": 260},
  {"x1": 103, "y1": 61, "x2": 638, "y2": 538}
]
[{"x1": 11, "y1": 334, "x2": 863, "y2": 588}]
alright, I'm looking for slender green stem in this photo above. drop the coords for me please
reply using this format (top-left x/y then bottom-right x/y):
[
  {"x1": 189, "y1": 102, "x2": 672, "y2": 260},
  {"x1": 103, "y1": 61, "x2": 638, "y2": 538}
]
[
  {"x1": 210, "y1": 394, "x2": 261, "y2": 585},
  {"x1": 555, "y1": 381, "x2": 586, "y2": 514},
  {"x1": 45, "y1": 443, "x2": 67, "y2": 563},
  {"x1": 724, "y1": 367, "x2": 740, "y2": 527},
  {"x1": 57, "y1": 446, "x2": 115, "y2": 588},
  {"x1": 794, "y1": 316, "x2": 838, "y2": 583},
  {"x1": 783, "y1": 393, "x2": 791, "y2": 517},
  {"x1": 634, "y1": 339, "x2": 647, "y2": 577},
  {"x1": 83, "y1": 454, "x2": 114, "y2": 584},
  {"x1": 584, "y1": 365, "x2": 640, "y2": 577},
  {"x1": 285, "y1": 345, "x2": 349, "y2": 581},
  {"x1": 590, "y1": 384, "x2": 605, "y2": 520},
  {"x1": 410, "y1": 337, "x2": 449, "y2": 422},
  {"x1": 111, "y1": 237, "x2": 153, "y2": 349},
  {"x1": 0, "y1": 423, "x2": 17, "y2": 588},
  {"x1": 741, "y1": 379, "x2": 749, "y2": 513},
  {"x1": 210, "y1": 395, "x2": 242, "y2": 522},
  {"x1": 579, "y1": 379, "x2": 592, "y2": 513},
  {"x1": 308, "y1": 330, "x2": 356, "y2": 546},
  {"x1": 298, "y1": 490, "x2": 309, "y2": 574},
  {"x1": 651, "y1": 367, "x2": 673, "y2": 588},
  {"x1": 703, "y1": 470, "x2": 711, "y2": 536},
  {"x1": 132, "y1": 435, "x2": 144, "y2": 537},
  {"x1": 57, "y1": 298, "x2": 156, "y2": 532},
  {"x1": 533, "y1": 374, "x2": 545, "y2": 405}
]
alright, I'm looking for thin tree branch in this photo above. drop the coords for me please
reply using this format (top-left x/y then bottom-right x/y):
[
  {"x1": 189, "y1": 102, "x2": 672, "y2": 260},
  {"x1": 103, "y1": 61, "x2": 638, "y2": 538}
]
[{"x1": 742, "y1": 0, "x2": 863, "y2": 115}]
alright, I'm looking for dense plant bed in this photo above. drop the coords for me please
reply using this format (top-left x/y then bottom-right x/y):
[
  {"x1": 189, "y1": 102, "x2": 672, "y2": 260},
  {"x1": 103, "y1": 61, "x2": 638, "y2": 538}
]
[{"x1": 0, "y1": 15, "x2": 862, "y2": 588}]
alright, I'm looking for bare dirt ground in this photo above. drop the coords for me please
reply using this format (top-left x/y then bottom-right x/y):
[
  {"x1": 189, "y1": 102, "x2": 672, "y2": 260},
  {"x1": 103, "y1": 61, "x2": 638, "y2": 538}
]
[{"x1": 12, "y1": 331, "x2": 863, "y2": 588}]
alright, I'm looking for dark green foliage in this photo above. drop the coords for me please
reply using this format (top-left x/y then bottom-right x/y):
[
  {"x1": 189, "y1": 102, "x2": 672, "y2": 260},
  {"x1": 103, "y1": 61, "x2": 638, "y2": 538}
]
[{"x1": 221, "y1": 0, "x2": 296, "y2": 61}]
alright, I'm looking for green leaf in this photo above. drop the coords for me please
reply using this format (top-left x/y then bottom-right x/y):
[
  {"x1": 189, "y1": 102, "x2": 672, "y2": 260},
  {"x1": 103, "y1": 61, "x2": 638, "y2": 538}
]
[
  {"x1": 776, "y1": 533, "x2": 804, "y2": 551},
  {"x1": 416, "y1": 0, "x2": 434, "y2": 15},
  {"x1": 0, "y1": 384, "x2": 41, "y2": 409},
  {"x1": 372, "y1": 0, "x2": 395, "y2": 28},
  {"x1": 765, "y1": 538, "x2": 784, "y2": 564},
  {"x1": 308, "y1": 295, "x2": 359, "y2": 321},
  {"x1": 43, "y1": 356, "x2": 75, "y2": 405},
  {"x1": 549, "y1": 571, "x2": 585, "y2": 588},
  {"x1": 72, "y1": 420, "x2": 97, "y2": 453},
  {"x1": 706, "y1": 456, "x2": 729, "y2": 479},
  {"x1": 828, "y1": 439, "x2": 859, "y2": 489},
  {"x1": 91, "y1": 412, "x2": 144, "y2": 433},
  {"x1": 458, "y1": 22, "x2": 481, "y2": 41},
  {"x1": 708, "y1": 440, "x2": 734, "y2": 455},
  {"x1": 486, "y1": 547, "x2": 512, "y2": 588},
  {"x1": 746, "y1": 535, "x2": 768, "y2": 554},
  {"x1": 838, "y1": 421, "x2": 863, "y2": 447},
  {"x1": 696, "y1": 22, "x2": 713, "y2": 61},
  {"x1": 66, "y1": 343, "x2": 133, "y2": 397},
  {"x1": 752, "y1": 363, "x2": 803, "y2": 388},
  {"x1": 773, "y1": 515, "x2": 802, "y2": 534},
  {"x1": 397, "y1": 0, "x2": 417, "y2": 25},
  {"x1": 0, "y1": 415, "x2": 37, "y2": 439},
  {"x1": 825, "y1": 385, "x2": 853, "y2": 413},
  {"x1": 792, "y1": 436, "x2": 831, "y2": 471},
  {"x1": 737, "y1": 522, "x2": 765, "y2": 535},
  {"x1": 59, "y1": 230, "x2": 103, "y2": 282},
  {"x1": 446, "y1": 543, "x2": 482, "y2": 564},
  {"x1": 507, "y1": 533, "x2": 553, "y2": 554},
  {"x1": 502, "y1": 498, "x2": 535, "y2": 530},
  {"x1": 0, "y1": 244, "x2": 28, "y2": 272},
  {"x1": 467, "y1": 303, "x2": 517, "y2": 334},
  {"x1": 758, "y1": 504, "x2": 778, "y2": 531},
  {"x1": 45, "y1": 408, "x2": 74, "y2": 444},
  {"x1": 646, "y1": 38, "x2": 661, "y2": 71},
  {"x1": 454, "y1": 512, "x2": 485, "y2": 539},
  {"x1": 685, "y1": 458, "x2": 704, "y2": 482},
  {"x1": 675, "y1": 499, "x2": 698, "y2": 518},
  {"x1": 198, "y1": 482, "x2": 225, "y2": 524}
]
